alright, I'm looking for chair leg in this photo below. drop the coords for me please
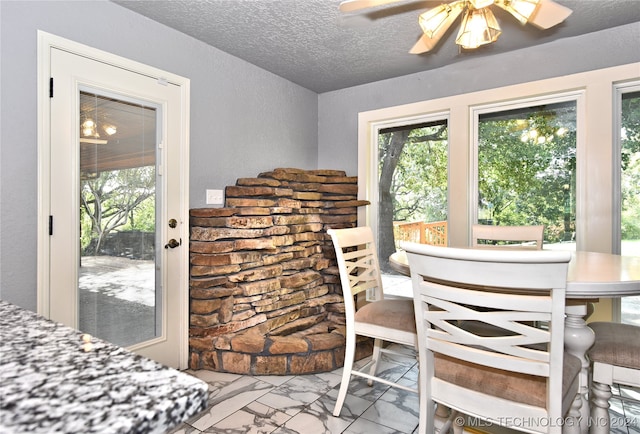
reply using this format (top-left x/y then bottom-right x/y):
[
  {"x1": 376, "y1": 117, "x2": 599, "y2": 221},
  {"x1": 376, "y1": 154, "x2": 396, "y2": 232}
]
[
  {"x1": 590, "y1": 381, "x2": 612, "y2": 434},
  {"x1": 562, "y1": 392, "x2": 583, "y2": 434},
  {"x1": 423, "y1": 398, "x2": 436, "y2": 434},
  {"x1": 452, "y1": 417, "x2": 464, "y2": 434},
  {"x1": 367, "y1": 338, "x2": 383, "y2": 387},
  {"x1": 333, "y1": 333, "x2": 356, "y2": 417},
  {"x1": 438, "y1": 408, "x2": 460, "y2": 434}
]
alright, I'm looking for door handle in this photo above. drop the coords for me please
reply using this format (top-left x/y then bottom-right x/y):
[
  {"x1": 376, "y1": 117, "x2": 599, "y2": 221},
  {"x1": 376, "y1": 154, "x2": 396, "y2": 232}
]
[{"x1": 164, "y1": 238, "x2": 181, "y2": 249}]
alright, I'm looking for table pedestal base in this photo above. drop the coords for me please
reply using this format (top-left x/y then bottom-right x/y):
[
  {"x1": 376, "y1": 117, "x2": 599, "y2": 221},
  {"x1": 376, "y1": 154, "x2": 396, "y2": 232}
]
[{"x1": 565, "y1": 303, "x2": 595, "y2": 434}]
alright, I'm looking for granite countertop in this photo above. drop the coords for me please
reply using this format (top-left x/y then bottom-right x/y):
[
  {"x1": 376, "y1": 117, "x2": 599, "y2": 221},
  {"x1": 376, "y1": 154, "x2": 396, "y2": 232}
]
[{"x1": 0, "y1": 300, "x2": 208, "y2": 434}]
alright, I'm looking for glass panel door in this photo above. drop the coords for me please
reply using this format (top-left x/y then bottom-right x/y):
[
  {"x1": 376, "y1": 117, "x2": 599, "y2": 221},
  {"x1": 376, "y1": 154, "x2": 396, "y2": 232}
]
[
  {"x1": 47, "y1": 45, "x2": 187, "y2": 367},
  {"x1": 78, "y1": 90, "x2": 160, "y2": 347}
]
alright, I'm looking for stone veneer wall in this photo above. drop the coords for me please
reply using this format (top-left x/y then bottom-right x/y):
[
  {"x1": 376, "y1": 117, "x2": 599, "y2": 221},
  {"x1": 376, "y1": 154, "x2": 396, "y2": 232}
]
[{"x1": 189, "y1": 168, "x2": 371, "y2": 375}]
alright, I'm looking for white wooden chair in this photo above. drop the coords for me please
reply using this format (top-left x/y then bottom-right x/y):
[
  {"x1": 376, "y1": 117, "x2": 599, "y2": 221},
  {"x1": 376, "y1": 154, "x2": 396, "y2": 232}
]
[
  {"x1": 472, "y1": 224, "x2": 544, "y2": 249},
  {"x1": 402, "y1": 242, "x2": 582, "y2": 434},
  {"x1": 587, "y1": 322, "x2": 640, "y2": 434},
  {"x1": 328, "y1": 227, "x2": 417, "y2": 417}
]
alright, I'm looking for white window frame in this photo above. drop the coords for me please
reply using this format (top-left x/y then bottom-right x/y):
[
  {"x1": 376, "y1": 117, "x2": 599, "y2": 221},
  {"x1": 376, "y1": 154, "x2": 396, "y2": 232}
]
[
  {"x1": 358, "y1": 111, "x2": 450, "y2": 242},
  {"x1": 612, "y1": 80, "x2": 640, "y2": 254},
  {"x1": 358, "y1": 63, "x2": 639, "y2": 321},
  {"x1": 612, "y1": 80, "x2": 640, "y2": 322},
  {"x1": 470, "y1": 91, "x2": 585, "y2": 248}
]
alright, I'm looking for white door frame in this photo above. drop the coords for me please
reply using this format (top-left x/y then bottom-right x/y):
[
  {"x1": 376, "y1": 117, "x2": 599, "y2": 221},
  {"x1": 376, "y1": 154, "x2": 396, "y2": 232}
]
[{"x1": 37, "y1": 31, "x2": 191, "y2": 368}]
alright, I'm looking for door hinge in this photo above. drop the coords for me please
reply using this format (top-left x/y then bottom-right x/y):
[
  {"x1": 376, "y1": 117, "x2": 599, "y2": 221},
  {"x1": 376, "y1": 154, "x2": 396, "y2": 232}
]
[
  {"x1": 49, "y1": 215, "x2": 53, "y2": 235},
  {"x1": 49, "y1": 77, "x2": 54, "y2": 98}
]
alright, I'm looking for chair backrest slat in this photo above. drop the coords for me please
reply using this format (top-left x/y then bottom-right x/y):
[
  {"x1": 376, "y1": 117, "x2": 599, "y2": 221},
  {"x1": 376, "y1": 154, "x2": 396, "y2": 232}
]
[
  {"x1": 328, "y1": 226, "x2": 384, "y2": 302},
  {"x1": 472, "y1": 224, "x2": 544, "y2": 249}
]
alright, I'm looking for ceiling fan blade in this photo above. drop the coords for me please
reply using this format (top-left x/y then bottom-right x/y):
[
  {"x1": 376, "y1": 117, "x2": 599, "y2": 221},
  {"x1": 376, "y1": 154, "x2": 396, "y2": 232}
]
[
  {"x1": 409, "y1": 34, "x2": 436, "y2": 54},
  {"x1": 494, "y1": 0, "x2": 540, "y2": 25},
  {"x1": 409, "y1": 33, "x2": 446, "y2": 54},
  {"x1": 529, "y1": 0, "x2": 572, "y2": 29},
  {"x1": 339, "y1": 0, "x2": 408, "y2": 13}
]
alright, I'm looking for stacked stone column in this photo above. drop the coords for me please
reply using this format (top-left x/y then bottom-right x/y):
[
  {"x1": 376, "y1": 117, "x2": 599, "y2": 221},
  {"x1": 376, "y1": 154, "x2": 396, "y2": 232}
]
[{"x1": 189, "y1": 168, "x2": 371, "y2": 375}]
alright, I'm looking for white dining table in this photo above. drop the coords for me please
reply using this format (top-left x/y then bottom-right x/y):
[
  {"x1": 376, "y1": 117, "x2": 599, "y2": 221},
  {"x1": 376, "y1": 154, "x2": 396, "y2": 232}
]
[{"x1": 389, "y1": 249, "x2": 640, "y2": 434}]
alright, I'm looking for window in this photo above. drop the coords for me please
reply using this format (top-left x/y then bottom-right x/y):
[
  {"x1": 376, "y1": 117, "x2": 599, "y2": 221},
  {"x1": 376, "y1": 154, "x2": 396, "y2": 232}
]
[
  {"x1": 377, "y1": 120, "x2": 449, "y2": 270},
  {"x1": 474, "y1": 99, "x2": 577, "y2": 248},
  {"x1": 615, "y1": 84, "x2": 640, "y2": 325},
  {"x1": 358, "y1": 63, "x2": 640, "y2": 282}
]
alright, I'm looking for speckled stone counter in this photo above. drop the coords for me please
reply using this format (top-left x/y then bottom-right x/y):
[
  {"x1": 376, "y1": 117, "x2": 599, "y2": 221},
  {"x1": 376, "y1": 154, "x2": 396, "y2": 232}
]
[{"x1": 0, "y1": 300, "x2": 208, "y2": 433}]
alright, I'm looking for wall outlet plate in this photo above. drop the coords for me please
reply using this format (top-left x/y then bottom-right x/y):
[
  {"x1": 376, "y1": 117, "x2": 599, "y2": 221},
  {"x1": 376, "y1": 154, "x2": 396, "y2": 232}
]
[{"x1": 206, "y1": 189, "x2": 224, "y2": 205}]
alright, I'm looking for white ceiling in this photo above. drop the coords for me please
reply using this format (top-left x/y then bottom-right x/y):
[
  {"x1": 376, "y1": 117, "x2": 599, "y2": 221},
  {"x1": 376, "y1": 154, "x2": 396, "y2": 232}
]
[{"x1": 112, "y1": 0, "x2": 640, "y2": 93}]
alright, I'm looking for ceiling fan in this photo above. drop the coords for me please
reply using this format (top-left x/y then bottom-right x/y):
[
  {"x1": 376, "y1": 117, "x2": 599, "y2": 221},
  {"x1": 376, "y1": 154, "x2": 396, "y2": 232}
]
[{"x1": 338, "y1": 0, "x2": 573, "y2": 54}]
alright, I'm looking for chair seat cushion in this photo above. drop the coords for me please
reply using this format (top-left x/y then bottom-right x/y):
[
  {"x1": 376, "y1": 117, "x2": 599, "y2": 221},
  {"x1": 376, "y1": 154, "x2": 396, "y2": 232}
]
[
  {"x1": 588, "y1": 322, "x2": 640, "y2": 370},
  {"x1": 434, "y1": 352, "x2": 581, "y2": 408},
  {"x1": 355, "y1": 299, "x2": 416, "y2": 334}
]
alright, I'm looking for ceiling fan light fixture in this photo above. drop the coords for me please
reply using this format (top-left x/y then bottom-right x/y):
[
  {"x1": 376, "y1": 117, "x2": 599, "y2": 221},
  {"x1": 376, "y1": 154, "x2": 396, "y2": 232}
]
[
  {"x1": 103, "y1": 124, "x2": 117, "y2": 136},
  {"x1": 469, "y1": 0, "x2": 495, "y2": 9},
  {"x1": 82, "y1": 119, "x2": 99, "y2": 138},
  {"x1": 496, "y1": 0, "x2": 541, "y2": 24},
  {"x1": 456, "y1": 7, "x2": 501, "y2": 49},
  {"x1": 418, "y1": 1, "x2": 465, "y2": 38},
  {"x1": 338, "y1": 0, "x2": 571, "y2": 55}
]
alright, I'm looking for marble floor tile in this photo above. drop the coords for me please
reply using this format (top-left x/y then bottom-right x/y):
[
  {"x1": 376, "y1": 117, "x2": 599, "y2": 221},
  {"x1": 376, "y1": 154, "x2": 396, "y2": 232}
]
[
  {"x1": 624, "y1": 398, "x2": 640, "y2": 434},
  {"x1": 255, "y1": 387, "x2": 322, "y2": 416},
  {"x1": 621, "y1": 385, "x2": 640, "y2": 403},
  {"x1": 175, "y1": 344, "x2": 636, "y2": 434},
  {"x1": 253, "y1": 374, "x2": 296, "y2": 387},
  {"x1": 343, "y1": 417, "x2": 405, "y2": 434},
  {"x1": 186, "y1": 369, "x2": 241, "y2": 386},
  {"x1": 279, "y1": 404, "x2": 352, "y2": 434},
  {"x1": 611, "y1": 398, "x2": 627, "y2": 418},
  {"x1": 322, "y1": 387, "x2": 376, "y2": 419},
  {"x1": 204, "y1": 401, "x2": 291, "y2": 434},
  {"x1": 279, "y1": 387, "x2": 373, "y2": 433},
  {"x1": 188, "y1": 376, "x2": 275, "y2": 431},
  {"x1": 336, "y1": 374, "x2": 393, "y2": 404},
  {"x1": 358, "y1": 385, "x2": 419, "y2": 433},
  {"x1": 254, "y1": 372, "x2": 343, "y2": 416}
]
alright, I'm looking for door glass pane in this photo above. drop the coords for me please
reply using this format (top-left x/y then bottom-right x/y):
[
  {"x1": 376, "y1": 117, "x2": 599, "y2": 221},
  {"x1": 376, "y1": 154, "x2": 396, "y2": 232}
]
[
  {"x1": 78, "y1": 91, "x2": 159, "y2": 347},
  {"x1": 477, "y1": 101, "x2": 577, "y2": 250},
  {"x1": 620, "y1": 90, "x2": 640, "y2": 325},
  {"x1": 378, "y1": 120, "x2": 449, "y2": 273}
]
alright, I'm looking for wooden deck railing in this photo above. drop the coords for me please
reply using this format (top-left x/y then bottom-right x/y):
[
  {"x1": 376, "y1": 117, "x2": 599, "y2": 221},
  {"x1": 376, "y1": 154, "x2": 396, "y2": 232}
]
[{"x1": 393, "y1": 220, "x2": 447, "y2": 247}]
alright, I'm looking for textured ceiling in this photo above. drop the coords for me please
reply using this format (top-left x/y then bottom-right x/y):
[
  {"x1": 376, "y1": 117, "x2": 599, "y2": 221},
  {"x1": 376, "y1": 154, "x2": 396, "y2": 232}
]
[{"x1": 112, "y1": 0, "x2": 640, "y2": 93}]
